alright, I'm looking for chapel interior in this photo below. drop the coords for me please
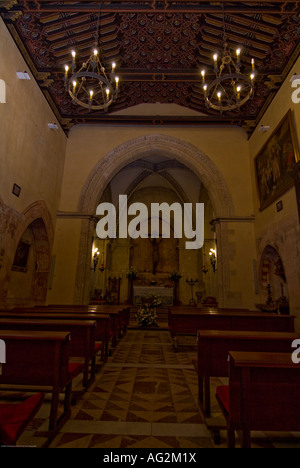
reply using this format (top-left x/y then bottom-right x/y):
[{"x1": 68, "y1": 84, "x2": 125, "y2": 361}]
[{"x1": 0, "y1": 0, "x2": 300, "y2": 449}]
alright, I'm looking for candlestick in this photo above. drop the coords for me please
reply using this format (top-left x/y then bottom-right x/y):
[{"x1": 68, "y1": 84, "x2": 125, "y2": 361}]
[{"x1": 186, "y1": 279, "x2": 198, "y2": 306}]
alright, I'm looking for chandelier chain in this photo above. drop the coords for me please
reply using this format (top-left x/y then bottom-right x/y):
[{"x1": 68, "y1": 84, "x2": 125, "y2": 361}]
[
  {"x1": 201, "y1": 4, "x2": 256, "y2": 113},
  {"x1": 63, "y1": 0, "x2": 119, "y2": 112}
]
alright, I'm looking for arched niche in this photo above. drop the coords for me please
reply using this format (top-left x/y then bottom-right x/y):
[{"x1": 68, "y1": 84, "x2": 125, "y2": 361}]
[
  {"x1": 75, "y1": 134, "x2": 234, "y2": 304},
  {"x1": 0, "y1": 199, "x2": 53, "y2": 307},
  {"x1": 259, "y1": 244, "x2": 289, "y2": 311}
]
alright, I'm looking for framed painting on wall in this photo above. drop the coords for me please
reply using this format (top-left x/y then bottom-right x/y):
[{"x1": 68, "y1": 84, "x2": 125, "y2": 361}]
[
  {"x1": 255, "y1": 110, "x2": 299, "y2": 211},
  {"x1": 12, "y1": 241, "x2": 30, "y2": 272}
]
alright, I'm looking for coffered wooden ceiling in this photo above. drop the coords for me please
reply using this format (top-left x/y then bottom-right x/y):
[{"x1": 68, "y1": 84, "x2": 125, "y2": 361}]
[{"x1": 1, "y1": 1, "x2": 300, "y2": 135}]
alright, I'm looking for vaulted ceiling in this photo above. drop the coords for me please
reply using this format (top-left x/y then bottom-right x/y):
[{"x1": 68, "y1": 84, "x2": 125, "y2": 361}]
[{"x1": 1, "y1": 1, "x2": 300, "y2": 135}]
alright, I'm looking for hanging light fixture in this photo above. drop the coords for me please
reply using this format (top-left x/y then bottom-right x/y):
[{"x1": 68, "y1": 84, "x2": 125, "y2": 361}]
[
  {"x1": 201, "y1": 5, "x2": 256, "y2": 112},
  {"x1": 64, "y1": 1, "x2": 119, "y2": 111}
]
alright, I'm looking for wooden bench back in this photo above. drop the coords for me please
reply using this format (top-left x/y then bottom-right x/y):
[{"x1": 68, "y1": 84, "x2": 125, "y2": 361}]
[
  {"x1": 0, "y1": 319, "x2": 96, "y2": 358},
  {"x1": 198, "y1": 330, "x2": 300, "y2": 377},
  {"x1": 170, "y1": 311, "x2": 295, "y2": 334},
  {"x1": 228, "y1": 351, "x2": 300, "y2": 431},
  {"x1": 0, "y1": 330, "x2": 71, "y2": 389}
]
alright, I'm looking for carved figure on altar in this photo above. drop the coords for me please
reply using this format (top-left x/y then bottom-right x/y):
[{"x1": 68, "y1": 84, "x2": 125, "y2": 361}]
[{"x1": 150, "y1": 238, "x2": 162, "y2": 275}]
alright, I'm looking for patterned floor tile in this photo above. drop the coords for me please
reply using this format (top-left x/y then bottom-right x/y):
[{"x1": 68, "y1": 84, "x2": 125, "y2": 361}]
[{"x1": 6, "y1": 327, "x2": 300, "y2": 448}]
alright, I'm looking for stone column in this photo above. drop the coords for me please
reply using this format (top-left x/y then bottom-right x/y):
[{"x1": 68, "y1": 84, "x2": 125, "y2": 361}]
[
  {"x1": 211, "y1": 216, "x2": 257, "y2": 309},
  {"x1": 294, "y1": 161, "x2": 300, "y2": 224}
]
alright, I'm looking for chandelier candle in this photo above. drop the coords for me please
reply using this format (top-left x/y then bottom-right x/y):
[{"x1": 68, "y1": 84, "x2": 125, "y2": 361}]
[{"x1": 96, "y1": 195, "x2": 204, "y2": 250}]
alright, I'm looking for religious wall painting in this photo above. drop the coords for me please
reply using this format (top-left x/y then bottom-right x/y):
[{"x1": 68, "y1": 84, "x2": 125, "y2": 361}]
[
  {"x1": 12, "y1": 240, "x2": 30, "y2": 272},
  {"x1": 255, "y1": 110, "x2": 299, "y2": 211}
]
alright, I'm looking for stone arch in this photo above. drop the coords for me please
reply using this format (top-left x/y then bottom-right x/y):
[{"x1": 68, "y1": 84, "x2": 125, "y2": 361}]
[
  {"x1": 78, "y1": 134, "x2": 234, "y2": 217},
  {"x1": 75, "y1": 134, "x2": 235, "y2": 304},
  {"x1": 0, "y1": 199, "x2": 53, "y2": 307}
]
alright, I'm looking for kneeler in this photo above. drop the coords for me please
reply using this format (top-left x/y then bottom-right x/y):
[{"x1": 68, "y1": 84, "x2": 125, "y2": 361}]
[
  {"x1": 216, "y1": 385, "x2": 236, "y2": 448},
  {"x1": 0, "y1": 392, "x2": 44, "y2": 446}
]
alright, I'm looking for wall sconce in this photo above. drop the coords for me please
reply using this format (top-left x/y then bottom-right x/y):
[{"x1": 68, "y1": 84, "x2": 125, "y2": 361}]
[
  {"x1": 93, "y1": 248, "x2": 100, "y2": 271},
  {"x1": 0, "y1": 79, "x2": 6, "y2": 104},
  {"x1": 48, "y1": 123, "x2": 59, "y2": 130},
  {"x1": 16, "y1": 71, "x2": 30, "y2": 80},
  {"x1": 209, "y1": 248, "x2": 217, "y2": 273}
]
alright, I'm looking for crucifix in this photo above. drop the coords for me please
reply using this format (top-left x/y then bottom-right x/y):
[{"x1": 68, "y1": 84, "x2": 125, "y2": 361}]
[{"x1": 148, "y1": 236, "x2": 163, "y2": 275}]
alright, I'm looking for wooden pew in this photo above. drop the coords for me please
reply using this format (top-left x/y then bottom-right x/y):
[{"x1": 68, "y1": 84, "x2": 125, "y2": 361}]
[
  {"x1": 168, "y1": 306, "x2": 250, "y2": 335},
  {"x1": 216, "y1": 351, "x2": 300, "y2": 448},
  {"x1": 46, "y1": 307, "x2": 122, "y2": 345},
  {"x1": 39, "y1": 304, "x2": 130, "y2": 337},
  {"x1": 168, "y1": 306, "x2": 252, "y2": 334},
  {"x1": 0, "y1": 310, "x2": 110, "y2": 362},
  {"x1": 47, "y1": 307, "x2": 120, "y2": 348},
  {"x1": 0, "y1": 318, "x2": 98, "y2": 388},
  {"x1": 24, "y1": 305, "x2": 123, "y2": 347},
  {"x1": 168, "y1": 309, "x2": 295, "y2": 350},
  {"x1": 197, "y1": 329, "x2": 300, "y2": 417},
  {"x1": 0, "y1": 330, "x2": 73, "y2": 434}
]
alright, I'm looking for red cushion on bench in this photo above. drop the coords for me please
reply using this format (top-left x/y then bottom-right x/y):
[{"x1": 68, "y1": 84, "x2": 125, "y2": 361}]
[
  {"x1": 0, "y1": 392, "x2": 44, "y2": 446},
  {"x1": 94, "y1": 342, "x2": 101, "y2": 353},
  {"x1": 216, "y1": 385, "x2": 229, "y2": 413},
  {"x1": 68, "y1": 362, "x2": 84, "y2": 379}
]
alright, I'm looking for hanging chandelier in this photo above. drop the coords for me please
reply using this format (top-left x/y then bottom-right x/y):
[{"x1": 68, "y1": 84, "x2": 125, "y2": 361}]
[
  {"x1": 64, "y1": 1, "x2": 119, "y2": 111},
  {"x1": 201, "y1": 7, "x2": 256, "y2": 112}
]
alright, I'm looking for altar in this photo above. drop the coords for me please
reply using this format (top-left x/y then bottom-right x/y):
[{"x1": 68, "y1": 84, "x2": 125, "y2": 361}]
[{"x1": 133, "y1": 286, "x2": 174, "y2": 306}]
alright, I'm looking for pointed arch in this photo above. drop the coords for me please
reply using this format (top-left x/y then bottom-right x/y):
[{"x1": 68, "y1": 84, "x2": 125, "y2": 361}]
[
  {"x1": 78, "y1": 134, "x2": 234, "y2": 218},
  {"x1": 0, "y1": 199, "x2": 54, "y2": 307},
  {"x1": 75, "y1": 134, "x2": 235, "y2": 303}
]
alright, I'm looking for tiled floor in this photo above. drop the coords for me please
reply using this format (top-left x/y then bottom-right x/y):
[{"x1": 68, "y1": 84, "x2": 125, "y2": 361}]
[
  {"x1": 3, "y1": 325, "x2": 300, "y2": 448},
  {"x1": 49, "y1": 329, "x2": 214, "y2": 448}
]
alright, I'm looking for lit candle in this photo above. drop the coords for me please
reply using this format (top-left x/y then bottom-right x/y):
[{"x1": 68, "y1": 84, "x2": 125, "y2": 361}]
[
  {"x1": 201, "y1": 70, "x2": 205, "y2": 82},
  {"x1": 203, "y1": 84, "x2": 207, "y2": 95},
  {"x1": 236, "y1": 48, "x2": 241, "y2": 62},
  {"x1": 236, "y1": 85, "x2": 241, "y2": 99},
  {"x1": 112, "y1": 62, "x2": 116, "y2": 71},
  {"x1": 250, "y1": 73, "x2": 255, "y2": 82},
  {"x1": 71, "y1": 50, "x2": 76, "y2": 62},
  {"x1": 251, "y1": 58, "x2": 255, "y2": 71},
  {"x1": 72, "y1": 80, "x2": 77, "y2": 92},
  {"x1": 217, "y1": 91, "x2": 222, "y2": 101},
  {"x1": 89, "y1": 90, "x2": 94, "y2": 100},
  {"x1": 94, "y1": 49, "x2": 98, "y2": 56},
  {"x1": 115, "y1": 76, "x2": 119, "y2": 88},
  {"x1": 106, "y1": 88, "x2": 110, "y2": 99},
  {"x1": 64, "y1": 65, "x2": 69, "y2": 77},
  {"x1": 213, "y1": 54, "x2": 218, "y2": 72}
]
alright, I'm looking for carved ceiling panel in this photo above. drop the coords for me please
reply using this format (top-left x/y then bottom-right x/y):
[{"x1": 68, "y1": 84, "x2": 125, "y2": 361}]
[{"x1": 1, "y1": 1, "x2": 299, "y2": 134}]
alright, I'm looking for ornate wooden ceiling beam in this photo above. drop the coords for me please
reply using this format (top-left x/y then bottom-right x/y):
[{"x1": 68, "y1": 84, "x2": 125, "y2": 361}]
[
  {"x1": 203, "y1": 17, "x2": 278, "y2": 44},
  {"x1": 49, "y1": 66, "x2": 272, "y2": 81},
  {"x1": 43, "y1": 12, "x2": 117, "y2": 35},
  {"x1": 6, "y1": 1, "x2": 300, "y2": 15}
]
